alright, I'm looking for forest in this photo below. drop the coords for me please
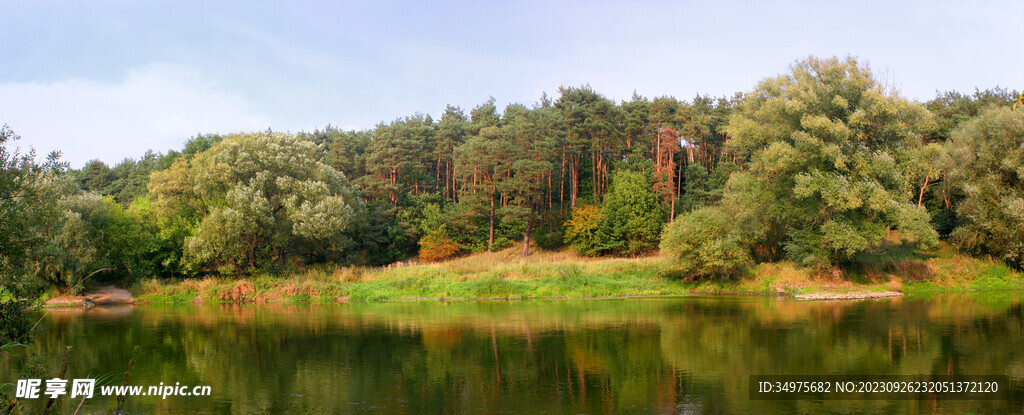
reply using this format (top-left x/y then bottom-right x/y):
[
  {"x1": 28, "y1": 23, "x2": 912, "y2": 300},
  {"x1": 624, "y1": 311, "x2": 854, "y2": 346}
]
[{"x1": 1, "y1": 56, "x2": 1023, "y2": 312}]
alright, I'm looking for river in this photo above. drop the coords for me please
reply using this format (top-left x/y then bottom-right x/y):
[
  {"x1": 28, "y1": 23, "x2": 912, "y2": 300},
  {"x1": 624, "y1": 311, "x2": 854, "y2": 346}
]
[{"x1": 4, "y1": 295, "x2": 1023, "y2": 414}]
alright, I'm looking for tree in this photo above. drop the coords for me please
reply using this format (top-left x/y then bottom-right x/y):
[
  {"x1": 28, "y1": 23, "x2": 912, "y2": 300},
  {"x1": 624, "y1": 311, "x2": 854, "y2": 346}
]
[
  {"x1": 27, "y1": 187, "x2": 111, "y2": 294},
  {"x1": 0, "y1": 126, "x2": 66, "y2": 281},
  {"x1": 652, "y1": 127, "x2": 681, "y2": 219},
  {"x1": 708, "y1": 56, "x2": 938, "y2": 270},
  {"x1": 468, "y1": 97, "x2": 500, "y2": 136},
  {"x1": 411, "y1": 199, "x2": 461, "y2": 262},
  {"x1": 454, "y1": 126, "x2": 506, "y2": 251},
  {"x1": 146, "y1": 155, "x2": 206, "y2": 275},
  {"x1": 150, "y1": 132, "x2": 363, "y2": 274},
  {"x1": 77, "y1": 159, "x2": 114, "y2": 192},
  {"x1": 101, "y1": 150, "x2": 168, "y2": 205},
  {"x1": 926, "y1": 88, "x2": 1018, "y2": 141},
  {"x1": 596, "y1": 170, "x2": 666, "y2": 255},
  {"x1": 299, "y1": 126, "x2": 371, "y2": 181},
  {"x1": 622, "y1": 92, "x2": 651, "y2": 153},
  {"x1": 0, "y1": 125, "x2": 65, "y2": 342},
  {"x1": 499, "y1": 104, "x2": 563, "y2": 256},
  {"x1": 435, "y1": 105, "x2": 468, "y2": 202},
  {"x1": 555, "y1": 86, "x2": 623, "y2": 206},
  {"x1": 944, "y1": 107, "x2": 1024, "y2": 268},
  {"x1": 360, "y1": 115, "x2": 436, "y2": 204},
  {"x1": 919, "y1": 88, "x2": 1019, "y2": 235},
  {"x1": 676, "y1": 161, "x2": 737, "y2": 215}
]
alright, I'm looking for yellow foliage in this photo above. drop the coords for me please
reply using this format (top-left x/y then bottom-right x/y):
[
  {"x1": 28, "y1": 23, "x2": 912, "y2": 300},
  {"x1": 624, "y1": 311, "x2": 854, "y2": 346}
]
[
  {"x1": 419, "y1": 231, "x2": 461, "y2": 262},
  {"x1": 563, "y1": 205, "x2": 602, "y2": 254}
]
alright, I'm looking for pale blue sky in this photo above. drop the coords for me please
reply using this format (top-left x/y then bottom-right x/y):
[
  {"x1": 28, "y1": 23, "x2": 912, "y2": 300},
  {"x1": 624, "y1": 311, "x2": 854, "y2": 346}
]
[{"x1": 2, "y1": 0, "x2": 1022, "y2": 167}]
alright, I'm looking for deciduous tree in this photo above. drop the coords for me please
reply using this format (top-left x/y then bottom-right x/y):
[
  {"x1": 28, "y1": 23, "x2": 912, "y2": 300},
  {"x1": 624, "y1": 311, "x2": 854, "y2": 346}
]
[{"x1": 944, "y1": 107, "x2": 1024, "y2": 268}]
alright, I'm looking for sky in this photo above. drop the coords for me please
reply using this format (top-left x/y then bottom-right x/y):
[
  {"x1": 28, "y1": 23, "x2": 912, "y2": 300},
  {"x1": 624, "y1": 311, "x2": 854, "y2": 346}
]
[{"x1": 1, "y1": 0, "x2": 1022, "y2": 167}]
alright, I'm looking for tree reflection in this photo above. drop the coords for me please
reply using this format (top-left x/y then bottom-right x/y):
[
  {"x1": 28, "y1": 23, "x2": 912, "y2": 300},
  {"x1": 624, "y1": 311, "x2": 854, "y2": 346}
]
[{"x1": 4, "y1": 296, "x2": 1023, "y2": 414}]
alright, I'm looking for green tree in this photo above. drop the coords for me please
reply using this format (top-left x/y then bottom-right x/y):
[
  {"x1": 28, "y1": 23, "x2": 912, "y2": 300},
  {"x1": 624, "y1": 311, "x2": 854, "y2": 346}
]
[
  {"x1": 299, "y1": 126, "x2": 370, "y2": 181},
  {"x1": 919, "y1": 88, "x2": 1019, "y2": 235},
  {"x1": 435, "y1": 105, "x2": 468, "y2": 202},
  {"x1": 0, "y1": 126, "x2": 65, "y2": 281},
  {"x1": 150, "y1": 132, "x2": 362, "y2": 274},
  {"x1": 555, "y1": 86, "x2": 623, "y2": 205},
  {"x1": 944, "y1": 106, "x2": 1024, "y2": 268},
  {"x1": 454, "y1": 126, "x2": 506, "y2": 251},
  {"x1": 360, "y1": 115, "x2": 436, "y2": 204},
  {"x1": 27, "y1": 186, "x2": 111, "y2": 294},
  {"x1": 926, "y1": 88, "x2": 1018, "y2": 141},
  {"x1": 348, "y1": 200, "x2": 414, "y2": 266},
  {"x1": 696, "y1": 56, "x2": 939, "y2": 270},
  {"x1": 101, "y1": 151, "x2": 167, "y2": 204},
  {"x1": 498, "y1": 104, "x2": 563, "y2": 256},
  {"x1": 468, "y1": 97, "x2": 500, "y2": 136},
  {"x1": 621, "y1": 92, "x2": 651, "y2": 154},
  {"x1": 100, "y1": 197, "x2": 163, "y2": 283},
  {"x1": 76, "y1": 159, "x2": 114, "y2": 192},
  {"x1": 596, "y1": 170, "x2": 665, "y2": 255},
  {"x1": 661, "y1": 205, "x2": 752, "y2": 278},
  {"x1": 0, "y1": 125, "x2": 65, "y2": 342}
]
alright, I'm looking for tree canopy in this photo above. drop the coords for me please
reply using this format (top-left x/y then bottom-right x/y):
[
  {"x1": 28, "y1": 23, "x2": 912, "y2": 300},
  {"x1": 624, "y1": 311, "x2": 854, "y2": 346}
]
[
  {"x1": 150, "y1": 132, "x2": 362, "y2": 274},
  {"x1": 665, "y1": 56, "x2": 940, "y2": 273},
  {"x1": 944, "y1": 106, "x2": 1024, "y2": 268}
]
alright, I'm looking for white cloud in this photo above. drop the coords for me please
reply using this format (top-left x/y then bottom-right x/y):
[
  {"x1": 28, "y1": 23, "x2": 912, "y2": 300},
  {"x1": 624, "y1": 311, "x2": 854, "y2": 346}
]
[{"x1": 0, "y1": 64, "x2": 269, "y2": 167}]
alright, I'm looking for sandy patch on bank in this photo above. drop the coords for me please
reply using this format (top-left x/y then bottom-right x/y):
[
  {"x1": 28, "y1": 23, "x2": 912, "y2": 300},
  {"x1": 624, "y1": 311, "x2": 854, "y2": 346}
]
[
  {"x1": 794, "y1": 291, "x2": 902, "y2": 301},
  {"x1": 44, "y1": 285, "x2": 135, "y2": 307}
]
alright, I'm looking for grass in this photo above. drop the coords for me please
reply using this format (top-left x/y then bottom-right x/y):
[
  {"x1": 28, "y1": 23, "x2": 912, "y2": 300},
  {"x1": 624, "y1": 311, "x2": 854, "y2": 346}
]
[
  {"x1": 133, "y1": 248, "x2": 681, "y2": 304},
  {"x1": 130, "y1": 242, "x2": 1023, "y2": 304}
]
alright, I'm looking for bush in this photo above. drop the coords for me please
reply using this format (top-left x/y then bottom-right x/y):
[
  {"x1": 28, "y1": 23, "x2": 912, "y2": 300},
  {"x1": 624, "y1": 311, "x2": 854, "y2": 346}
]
[
  {"x1": 660, "y1": 206, "x2": 752, "y2": 279},
  {"x1": 533, "y1": 222, "x2": 564, "y2": 250},
  {"x1": 0, "y1": 300, "x2": 31, "y2": 344},
  {"x1": 563, "y1": 205, "x2": 603, "y2": 256},
  {"x1": 418, "y1": 230, "x2": 461, "y2": 262}
]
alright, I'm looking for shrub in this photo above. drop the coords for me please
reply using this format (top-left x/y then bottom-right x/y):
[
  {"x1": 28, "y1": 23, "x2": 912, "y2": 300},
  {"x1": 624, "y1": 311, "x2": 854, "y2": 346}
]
[
  {"x1": 0, "y1": 300, "x2": 31, "y2": 344},
  {"x1": 563, "y1": 205, "x2": 603, "y2": 256},
  {"x1": 418, "y1": 230, "x2": 461, "y2": 262},
  {"x1": 660, "y1": 206, "x2": 752, "y2": 279},
  {"x1": 533, "y1": 222, "x2": 564, "y2": 250}
]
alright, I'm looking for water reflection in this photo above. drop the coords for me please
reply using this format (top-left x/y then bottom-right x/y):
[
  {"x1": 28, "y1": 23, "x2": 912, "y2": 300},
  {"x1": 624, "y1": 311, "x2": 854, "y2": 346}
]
[{"x1": 4, "y1": 295, "x2": 1024, "y2": 414}]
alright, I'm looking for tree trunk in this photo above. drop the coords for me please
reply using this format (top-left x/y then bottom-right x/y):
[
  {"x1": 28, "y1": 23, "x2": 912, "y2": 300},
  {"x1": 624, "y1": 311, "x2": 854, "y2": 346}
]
[
  {"x1": 591, "y1": 150, "x2": 598, "y2": 200},
  {"x1": 942, "y1": 176, "x2": 950, "y2": 209},
  {"x1": 570, "y1": 155, "x2": 578, "y2": 208},
  {"x1": 521, "y1": 215, "x2": 533, "y2": 257},
  {"x1": 917, "y1": 167, "x2": 933, "y2": 208},
  {"x1": 560, "y1": 152, "x2": 566, "y2": 211},
  {"x1": 489, "y1": 193, "x2": 495, "y2": 251}
]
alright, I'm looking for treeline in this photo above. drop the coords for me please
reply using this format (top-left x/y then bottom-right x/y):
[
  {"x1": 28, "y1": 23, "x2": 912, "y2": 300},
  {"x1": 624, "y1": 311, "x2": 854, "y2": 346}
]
[{"x1": 1, "y1": 56, "x2": 1022, "y2": 298}]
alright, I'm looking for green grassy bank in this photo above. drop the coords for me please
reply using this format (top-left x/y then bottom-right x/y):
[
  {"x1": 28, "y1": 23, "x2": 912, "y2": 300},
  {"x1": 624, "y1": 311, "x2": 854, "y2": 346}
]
[{"x1": 130, "y1": 242, "x2": 1023, "y2": 304}]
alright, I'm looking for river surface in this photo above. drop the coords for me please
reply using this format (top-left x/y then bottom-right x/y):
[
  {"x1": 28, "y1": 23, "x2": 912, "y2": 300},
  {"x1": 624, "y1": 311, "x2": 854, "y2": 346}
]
[{"x1": 3, "y1": 295, "x2": 1024, "y2": 414}]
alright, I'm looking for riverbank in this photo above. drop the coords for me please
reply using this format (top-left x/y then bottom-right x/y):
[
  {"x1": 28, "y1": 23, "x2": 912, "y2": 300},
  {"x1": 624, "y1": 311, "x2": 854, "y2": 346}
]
[{"x1": 128, "y1": 242, "x2": 1023, "y2": 304}]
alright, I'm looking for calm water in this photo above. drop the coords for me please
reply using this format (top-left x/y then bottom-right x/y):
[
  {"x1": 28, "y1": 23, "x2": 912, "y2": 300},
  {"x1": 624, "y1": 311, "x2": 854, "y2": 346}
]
[{"x1": 4, "y1": 295, "x2": 1024, "y2": 414}]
